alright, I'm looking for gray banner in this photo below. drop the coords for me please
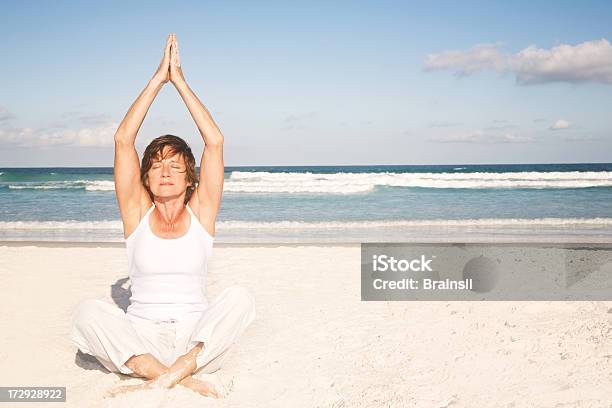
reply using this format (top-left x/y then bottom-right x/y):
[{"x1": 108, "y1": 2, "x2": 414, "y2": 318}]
[
  {"x1": 0, "y1": 387, "x2": 66, "y2": 402},
  {"x1": 361, "y1": 243, "x2": 612, "y2": 300}
]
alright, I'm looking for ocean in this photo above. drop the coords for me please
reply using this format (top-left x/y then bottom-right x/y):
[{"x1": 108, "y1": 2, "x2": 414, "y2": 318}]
[{"x1": 1, "y1": 163, "x2": 612, "y2": 243}]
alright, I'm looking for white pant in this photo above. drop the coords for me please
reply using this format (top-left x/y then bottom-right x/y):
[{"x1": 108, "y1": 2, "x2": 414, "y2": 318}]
[{"x1": 70, "y1": 285, "x2": 256, "y2": 376}]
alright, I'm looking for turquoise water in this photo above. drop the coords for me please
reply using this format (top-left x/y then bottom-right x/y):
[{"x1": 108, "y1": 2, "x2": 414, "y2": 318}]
[{"x1": 1, "y1": 163, "x2": 612, "y2": 242}]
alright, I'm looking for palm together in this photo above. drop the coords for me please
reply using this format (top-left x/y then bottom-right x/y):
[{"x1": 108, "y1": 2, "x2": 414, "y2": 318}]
[{"x1": 154, "y1": 33, "x2": 185, "y2": 86}]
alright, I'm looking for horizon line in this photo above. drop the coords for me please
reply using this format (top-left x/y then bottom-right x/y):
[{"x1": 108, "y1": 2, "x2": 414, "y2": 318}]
[{"x1": 1, "y1": 161, "x2": 612, "y2": 169}]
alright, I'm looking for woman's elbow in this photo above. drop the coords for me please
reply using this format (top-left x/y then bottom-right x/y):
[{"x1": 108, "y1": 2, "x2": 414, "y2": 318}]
[{"x1": 206, "y1": 137, "x2": 224, "y2": 148}]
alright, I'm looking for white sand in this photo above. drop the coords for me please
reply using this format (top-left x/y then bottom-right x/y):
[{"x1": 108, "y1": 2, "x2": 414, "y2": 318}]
[{"x1": 1, "y1": 243, "x2": 612, "y2": 407}]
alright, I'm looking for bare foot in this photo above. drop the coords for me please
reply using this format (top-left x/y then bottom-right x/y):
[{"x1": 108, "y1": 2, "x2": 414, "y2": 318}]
[
  {"x1": 178, "y1": 376, "x2": 228, "y2": 398},
  {"x1": 103, "y1": 381, "x2": 153, "y2": 398}
]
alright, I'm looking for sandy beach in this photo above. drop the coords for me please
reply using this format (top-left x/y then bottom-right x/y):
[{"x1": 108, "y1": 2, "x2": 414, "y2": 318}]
[{"x1": 1, "y1": 242, "x2": 612, "y2": 407}]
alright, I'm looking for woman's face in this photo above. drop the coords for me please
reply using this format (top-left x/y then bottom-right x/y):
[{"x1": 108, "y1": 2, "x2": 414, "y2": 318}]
[{"x1": 146, "y1": 147, "x2": 190, "y2": 200}]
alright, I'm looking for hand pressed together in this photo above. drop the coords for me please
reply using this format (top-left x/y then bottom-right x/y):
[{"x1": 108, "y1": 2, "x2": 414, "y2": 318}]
[
  {"x1": 169, "y1": 33, "x2": 186, "y2": 86},
  {"x1": 151, "y1": 33, "x2": 186, "y2": 87}
]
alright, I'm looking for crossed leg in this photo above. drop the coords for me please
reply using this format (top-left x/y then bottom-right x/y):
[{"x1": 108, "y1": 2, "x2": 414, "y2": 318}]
[
  {"x1": 105, "y1": 343, "x2": 225, "y2": 398},
  {"x1": 71, "y1": 286, "x2": 256, "y2": 399}
]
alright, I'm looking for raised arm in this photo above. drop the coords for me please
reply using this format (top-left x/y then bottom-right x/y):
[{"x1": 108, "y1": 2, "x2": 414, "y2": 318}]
[
  {"x1": 169, "y1": 34, "x2": 224, "y2": 235},
  {"x1": 114, "y1": 34, "x2": 172, "y2": 145},
  {"x1": 114, "y1": 34, "x2": 173, "y2": 238}
]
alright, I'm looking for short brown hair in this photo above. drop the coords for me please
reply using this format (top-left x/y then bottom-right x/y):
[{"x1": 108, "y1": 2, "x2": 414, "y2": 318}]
[{"x1": 141, "y1": 135, "x2": 198, "y2": 205}]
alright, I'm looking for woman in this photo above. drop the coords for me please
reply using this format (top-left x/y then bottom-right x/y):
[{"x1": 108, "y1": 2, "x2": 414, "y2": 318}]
[{"x1": 70, "y1": 33, "x2": 256, "y2": 399}]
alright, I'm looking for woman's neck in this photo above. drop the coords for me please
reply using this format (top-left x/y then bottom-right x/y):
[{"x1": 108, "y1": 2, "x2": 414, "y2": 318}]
[{"x1": 153, "y1": 202, "x2": 187, "y2": 230}]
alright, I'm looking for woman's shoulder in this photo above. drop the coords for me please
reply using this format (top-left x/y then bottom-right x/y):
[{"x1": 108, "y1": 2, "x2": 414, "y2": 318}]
[
  {"x1": 123, "y1": 194, "x2": 153, "y2": 241},
  {"x1": 187, "y1": 194, "x2": 216, "y2": 240}
]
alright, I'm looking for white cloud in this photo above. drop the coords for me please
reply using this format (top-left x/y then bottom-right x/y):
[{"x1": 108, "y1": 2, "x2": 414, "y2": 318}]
[
  {"x1": 430, "y1": 131, "x2": 532, "y2": 144},
  {"x1": 424, "y1": 38, "x2": 612, "y2": 85},
  {"x1": 550, "y1": 119, "x2": 571, "y2": 130},
  {"x1": 0, "y1": 106, "x2": 15, "y2": 122},
  {"x1": 0, "y1": 122, "x2": 118, "y2": 148},
  {"x1": 425, "y1": 42, "x2": 507, "y2": 76}
]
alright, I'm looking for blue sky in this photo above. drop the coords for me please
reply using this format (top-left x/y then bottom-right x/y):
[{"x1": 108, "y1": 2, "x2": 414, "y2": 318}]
[{"x1": 1, "y1": 0, "x2": 612, "y2": 166}]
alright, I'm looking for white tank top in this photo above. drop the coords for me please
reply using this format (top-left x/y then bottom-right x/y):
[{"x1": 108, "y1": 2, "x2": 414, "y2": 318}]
[{"x1": 125, "y1": 203, "x2": 214, "y2": 321}]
